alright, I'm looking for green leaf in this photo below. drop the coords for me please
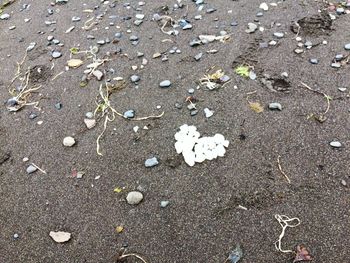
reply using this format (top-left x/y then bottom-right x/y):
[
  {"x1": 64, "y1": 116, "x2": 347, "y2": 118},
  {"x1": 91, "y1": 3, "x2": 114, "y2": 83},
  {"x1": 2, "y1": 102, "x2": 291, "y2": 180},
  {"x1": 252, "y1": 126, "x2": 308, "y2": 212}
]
[{"x1": 235, "y1": 65, "x2": 250, "y2": 78}]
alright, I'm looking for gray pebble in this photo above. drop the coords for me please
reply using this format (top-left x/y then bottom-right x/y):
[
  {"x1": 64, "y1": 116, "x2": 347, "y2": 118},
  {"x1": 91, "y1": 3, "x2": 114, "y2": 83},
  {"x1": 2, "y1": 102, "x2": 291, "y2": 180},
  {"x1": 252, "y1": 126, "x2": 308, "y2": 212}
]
[
  {"x1": 188, "y1": 88, "x2": 195, "y2": 94},
  {"x1": 52, "y1": 51, "x2": 62, "y2": 58},
  {"x1": 123, "y1": 110, "x2": 135, "y2": 119},
  {"x1": 309, "y1": 58, "x2": 319, "y2": 64},
  {"x1": 85, "y1": 112, "x2": 94, "y2": 119},
  {"x1": 190, "y1": 110, "x2": 198, "y2": 116},
  {"x1": 175, "y1": 102, "x2": 182, "y2": 109},
  {"x1": 330, "y1": 141, "x2": 342, "y2": 148},
  {"x1": 159, "y1": 80, "x2": 171, "y2": 88},
  {"x1": 273, "y1": 32, "x2": 284, "y2": 38},
  {"x1": 130, "y1": 75, "x2": 140, "y2": 83},
  {"x1": 335, "y1": 54, "x2": 344, "y2": 61},
  {"x1": 26, "y1": 165, "x2": 38, "y2": 174},
  {"x1": 269, "y1": 102, "x2": 282, "y2": 111},
  {"x1": 0, "y1": 13, "x2": 10, "y2": 20},
  {"x1": 126, "y1": 191, "x2": 143, "y2": 205},
  {"x1": 344, "y1": 43, "x2": 350, "y2": 50},
  {"x1": 194, "y1": 52, "x2": 203, "y2": 61},
  {"x1": 160, "y1": 201, "x2": 170, "y2": 208},
  {"x1": 145, "y1": 157, "x2": 159, "y2": 167},
  {"x1": 72, "y1": 16, "x2": 81, "y2": 22},
  {"x1": 331, "y1": 62, "x2": 341, "y2": 68}
]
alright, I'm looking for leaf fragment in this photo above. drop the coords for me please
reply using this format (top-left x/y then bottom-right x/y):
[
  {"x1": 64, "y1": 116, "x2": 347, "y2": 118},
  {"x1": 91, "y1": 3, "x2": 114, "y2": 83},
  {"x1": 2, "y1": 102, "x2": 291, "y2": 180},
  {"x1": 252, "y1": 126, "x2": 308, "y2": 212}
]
[
  {"x1": 235, "y1": 66, "x2": 250, "y2": 78},
  {"x1": 249, "y1": 102, "x2": 264, "y2": 113},
  {"x1": 67, "y1": 59, "x2": 84, "y2": 68}
]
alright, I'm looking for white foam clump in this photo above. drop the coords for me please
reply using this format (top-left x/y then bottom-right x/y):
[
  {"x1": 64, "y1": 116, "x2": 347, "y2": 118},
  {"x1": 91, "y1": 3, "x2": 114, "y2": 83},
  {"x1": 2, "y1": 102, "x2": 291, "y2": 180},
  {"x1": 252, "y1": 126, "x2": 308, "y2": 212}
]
[{"x1": 174, "y1": 124, "x2": 229, "y2": 166}]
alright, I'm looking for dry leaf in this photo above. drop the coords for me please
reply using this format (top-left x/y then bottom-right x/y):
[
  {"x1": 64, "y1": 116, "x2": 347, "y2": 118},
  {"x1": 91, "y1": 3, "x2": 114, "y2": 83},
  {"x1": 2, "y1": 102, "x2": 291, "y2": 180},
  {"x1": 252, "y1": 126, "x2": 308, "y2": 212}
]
[
  {"x1": 249, "y1": 102, "x2": 264, "y2": 113},
  {"x1": 67, "y1": 59, "x2": 83, "y2": 68},
  {"x1": 49, "y1": 231, "x2": 71, "y2": 243},
  {"x1": 293, "y1": 245, "x2": 312, "y2": 262},
  {"x1": 116, "y1": 226, "x2": 124, "y2": 233},
  {"x1": 114, "y1": 187, "x2": 122, "y2": 193}
]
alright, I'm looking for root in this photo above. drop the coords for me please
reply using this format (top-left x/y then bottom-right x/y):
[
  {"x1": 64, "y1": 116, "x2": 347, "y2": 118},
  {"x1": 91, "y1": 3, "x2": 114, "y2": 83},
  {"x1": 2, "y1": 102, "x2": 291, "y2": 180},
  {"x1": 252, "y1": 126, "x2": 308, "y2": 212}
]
[
  {"x1": 274, "y1": 214, "x2": 301, "y2": 254},
  {"x1": 277, "y1": 155, "x2": 291, "y2": 184}
]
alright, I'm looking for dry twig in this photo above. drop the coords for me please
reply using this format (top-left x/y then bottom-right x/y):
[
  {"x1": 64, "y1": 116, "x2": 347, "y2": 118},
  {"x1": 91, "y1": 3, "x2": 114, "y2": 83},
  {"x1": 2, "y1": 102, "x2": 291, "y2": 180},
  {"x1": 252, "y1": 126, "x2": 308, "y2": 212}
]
[{"x1": 277, "y1": 155, "x2": 291, "y2": 184}]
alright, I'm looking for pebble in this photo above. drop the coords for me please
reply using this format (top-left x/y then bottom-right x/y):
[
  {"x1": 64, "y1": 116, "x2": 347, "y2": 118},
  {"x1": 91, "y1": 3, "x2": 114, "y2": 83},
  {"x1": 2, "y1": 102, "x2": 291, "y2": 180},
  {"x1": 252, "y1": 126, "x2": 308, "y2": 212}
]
[
  {"x1": 145, "y1": 157, "x2": 159, "y2": 167},
  {"x1": 135, "y1": 14, "x2": 145, "y2": 20},
  {"x1": 344, "y1": 43, "x2": 350, "y2": 50},
  {"x1": 27, "y1": 42, "x2": 36, "y2": 51},
  {"x1": 190, "y1": 110, "x2": 198, "y2": 116},
  {"x1": 331, "y1": 62, "x2": 341, "y2": 68},
  {"x1": 175, "y1": 102, "x2": 182, "y2": 109},
  {"x1": 269, "y1": 102, "x2": 282, "y2": 111},
  {"x1": 245, "y1": 23, "x2": 257, "y2": 33},
  {"x1": 341, "y1": 179, "x2": 347, "y2": 187},
  {"x1": 338, "y1": 87, "x2": 347, "y2": 92},
  {"x1": 123, "y1": 110, "x2": 135, "y2": 119},
  {"x1": 259, "y1": 2, "x2": 269, "y2": 11},
  {"x1": 13, "y1": 233, "x2": 19, "y2": 239},
  {"x1": 126, "y1": 191, "x2": 143, "y2": 205},
  {"x1": 204, "y1": 108, "x2": 214, "y2": 118},
  {"x1": 52, "y1": 51, "x2": 62, "y2": 58},
  {"x1": 294, "y1": 48, "x2": 304, "y2": 54},
  {"x1": 85, "y1": 112, "x2": 94, "y2": 119},
  {"x1": 84, "y1": 119, "x2": 96, "y2": 129},
  {"x1": 159, "y1": 80, "x2": 171, "y2": 88},
  {"x1": 335, "y1": 54, "x2": 344, "y2": 61},
  {"x1": 188, "y1": 88, "x2": 195, "y2": 94},
  {"x1": 194, "y1": 52, "x2": 203, "y2": 61},
  {"x1": 330, "y1": 141, "x2": 342, "y2": 148},
  {"x1": 160, "y1": 201, "x2": 170, "y2": 208},
  {"x1": 309, "y1": 58, "x2": 319, "y2": 64},
  {"x1": 26, "y1": 165, "x2": 38, "y2": 174},
  {"x1": 63, "y1": 136, "x2": 76, "y2": 147},
  {"x1": 130, "y1": 75, "x2": 140, "y2": 83},
  {"x1": 273, "y1": 32, "x2": 284, "y2": 38},
  {"x1": 92, "y1": 70, "x2": 103, "y2": 80},
  {"x1": 0, "y1": 13, "x2": 10, "y2": 20},
  {"x1": 72, "y1": 16, "x2": 81, "y2": 22}
]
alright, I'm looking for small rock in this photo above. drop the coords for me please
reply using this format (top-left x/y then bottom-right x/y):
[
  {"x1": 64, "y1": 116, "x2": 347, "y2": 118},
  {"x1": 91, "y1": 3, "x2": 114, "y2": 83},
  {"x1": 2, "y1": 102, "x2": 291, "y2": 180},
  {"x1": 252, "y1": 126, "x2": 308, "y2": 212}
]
[
  {"x1": 341, "y1": 179, "x2": 347, "y2": 187},
  {"x1": 126, "y1": 191, "x2": 143, "y2": 205},
  {"x1": 63, "y1": 136, "x2": 75, "y2": 147},
  {"x1": 204, "y1": 108, "x2": 214, "y2": 118},
  {"x1": 52, "y1": 51, "x2": 62, "y2": 58},
  {"x1": 49, "y1": 231, "x2": 71, "y2": 243},
  {"x1": 92, "y1": 70, "x2": 103, "y2": 80},
  {"x1": 26, "y1": 165, "x2": 38, "y2": 174},
  {"x1": 0, "y1": 13, "x2": 10, "y2": 20},
  {"x1": 330, "y1": 141, "x2": 342, "y2": 148},
  {"x1": 309, "y1": 58, "x2": 319, "y2": 64},
  {"x1": 194, "y1": 52, "x2": 203, "y2": 61},
  {"x1": 84, "y1": 119, "x2": 96, "y2": 129},
  {"x1": 13, "y1": 233, "x2": 19, "y2": 239},
  {"x1": 273, "y1": 32, "x2": 284, "y2": 38},
  {"x1": 85, "y1": 112, "x2": 94, "y2": 119},
  {"x1": 331, "y1": 62, "x2": 341, "y2": 68},
  {"x1": 145, "y1": 157, "x2": 159, "y2": 167},
  {"x1": 259, "y1": 2, "x2": 269, "y2": 11},
  {"x1": 160, "y1": 200, "x2": 170, "y2": 208},
  {"x1": 338, "y1": 87, "x2": 347, "y2": 92},
  {"x1": 123, "y1": 110, "x2": 135, "y2": 119},
  {"x1": 344, "y1": 43, "x2": 350, "y2": 50},
  {"x1": 130, "y1": 75, "x2": 140, "y2": 83},
  {"x1": 159, "y1": 80, "x2": 171, "y2": 88},
  {"x1": 269, "y1": 102, "x2": 282, "y2": 111}
]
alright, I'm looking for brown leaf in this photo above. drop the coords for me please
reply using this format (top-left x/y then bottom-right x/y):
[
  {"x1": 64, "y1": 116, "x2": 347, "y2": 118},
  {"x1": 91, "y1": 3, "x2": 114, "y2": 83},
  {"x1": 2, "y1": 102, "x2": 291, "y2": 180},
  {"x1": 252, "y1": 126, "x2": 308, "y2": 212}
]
[
  {"x1": 293, "y1": 245, "x2": 312, "y2": 262},
  {"x1": 249, "y1": 102, "x2": 264, "y2": 113}
]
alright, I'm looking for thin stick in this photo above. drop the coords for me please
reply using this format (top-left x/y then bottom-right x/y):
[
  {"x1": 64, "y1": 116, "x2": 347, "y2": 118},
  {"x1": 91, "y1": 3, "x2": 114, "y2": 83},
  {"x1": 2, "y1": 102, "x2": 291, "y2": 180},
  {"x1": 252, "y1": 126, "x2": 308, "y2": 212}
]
[
  {"x1": 274, "y1": 214, "x2": 301, "y2": 254},
  {"x1": 31, "y1": 163, "x2": 47, "y2": 174},
  {"x1": 300, "y1": 82, "x2": 331, "y2": 115},
  {"x1": 118, "y1": 253, "x2": 149, "y2": 263},
  {"x1": 277, "y1": 155, "x2": 291, "y2": 184},
  {"x1": 51, "y1": 71, "x2": 64, "y2": 81}
]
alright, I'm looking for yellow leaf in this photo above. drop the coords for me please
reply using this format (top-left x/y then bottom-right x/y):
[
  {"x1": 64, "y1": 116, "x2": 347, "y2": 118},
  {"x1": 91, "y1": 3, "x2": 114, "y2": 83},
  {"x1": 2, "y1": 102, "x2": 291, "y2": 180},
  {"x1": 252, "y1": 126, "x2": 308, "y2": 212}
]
[
  {"x1": 116, "y1": 226, "x2": 124, "y2": 233},
  {"x1": 235, "y1": 65, "x2": 250, "y2": 78},
  {"x1": 114, "y1": 187, "x2": 122, "y2": 193},
  {"x1": 67, "y1": 59, "x2": 83, "y2": 68},
  {"x1": 249, "y1": 102, "x2": 264, "y2": 113}
]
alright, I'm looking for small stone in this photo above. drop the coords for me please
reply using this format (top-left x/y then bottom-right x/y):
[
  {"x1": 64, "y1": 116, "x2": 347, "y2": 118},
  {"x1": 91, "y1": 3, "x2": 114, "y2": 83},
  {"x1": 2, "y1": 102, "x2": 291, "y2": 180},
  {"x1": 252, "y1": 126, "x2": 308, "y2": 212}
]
[
  {"x1": 338, "y1": 87, "x2": 347, "y2": 92},
  {"x1": 204, "y1": 108, "x2": 214, "y2": 118},
  {"x1": 23, "y1": 157, "x2": 29, "y2": 162},
  {"x1": 269, "y1": 40, "x2": 277, "y2": 46},
  {"x1": 130, "y1": 75, "x2": 140, "y2": 83},
  {"x1": 26, "y1": 165, "x2": 38, "y2": 174},
  {"x1": 190, "y1": 110, "x2": 199, "y2": 116},
  {"x1": 188, "y1": 88, "x2": 195, "y2": 94},
  {"x1": 145, "y1": 157, "x2": 159, "y2": 167},
  {"x1": 126, "y1": 191, "x2": 143, "y2": 205},
  {"x1": 336, "y1": 7, "x2": 345, "y2": 14},
  {"x1": 160, "y1": 201, "x2": 170, "y2": 208},
  {"x1": 55, "y1": 103, "x2": 62, "y2": 110},
  {"x1": 63, "y1": 136, "x2": 75, "y2": 147},
  {"x1": 9, "y1": 25, "x2": 16, "y2": 30},
  {"x1": 49, "y1": 231, "x2": 71, "y2": 243},
  {"x1": 85, "y1": 112, "x2": 94, "y2": 119},
  {"x1": 335, "y1": 54, "x2": 344, "y2": 61},
  {"x1": 159, "y1": 80, "x2": 171, "y2": 88},
  {"x1": 52, "y1": 51, "x2": 62, "y2": 58},
  {"x1": 273, "y1": 32, "x2": 284, "y2": 38},
  {"x1": 29, "y1": 113, "x2": 38, "y2": 119},
  {"x1": 256, "y1": 12, "x2": 263, "y2": 17},
  {"x1": 341, "y1": 179, "x2": 347, "y2": 187},
  {"x1": 84, "y1": 119, "x2": 96, "y2": 129},
  {"x1": 281, "y1": 72, "x2": 289, "y2": 78},
  {"x1": 175, "y1": 102, "x2": 182, "y2": 109},
  {"x1": 72, "y1": 16, "x2": 81, "y2": 22},
  {"x1": 92, "y1": 70, "x2": 103, "y2": 80},
  {"x1": 331, "y1": 62, "x2": 341, "y2": 68},
  {"x1": 194, "y1": 52, "x2": 203, "y2": 61},
  {"x1": 13, "y1": 233, "x2": 19, "y2": 239},
  {"x1": 0, "y1": 13, "x2": 10, "y2": 20},
  {"x1": 123, "y1": 110, "x2": 135, "y2": 119},
  {"x1": 259, "y1": 42, "x2": 268, "y2": 48},
  {"x1": 97, "y1": 40, "x2": 105, "y2": 45},
  {"x1": 344, "y1": 43, "x2": 350, "y2": 50},
  {"x1": 269, "y1": 102, "x2": 282, "y2": 111},
  {"x1": 330, "y1": 141, "x2": 342, "y2": 148},
  {"x1": 294, "y1": 48, "x2": 304, "y2": 54},
  {"x1": 295, "y1": 37, "x2": 302, "y2": 42},
  {"x1": 129, "y1": 35, "x2": 139, "y2": 41},
  {"x1": 259, "y1": 2, "x2": 269, "y2": 11},
  {"x1": 309, "y1": 58, "x2": 319, "y2": 64}
]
